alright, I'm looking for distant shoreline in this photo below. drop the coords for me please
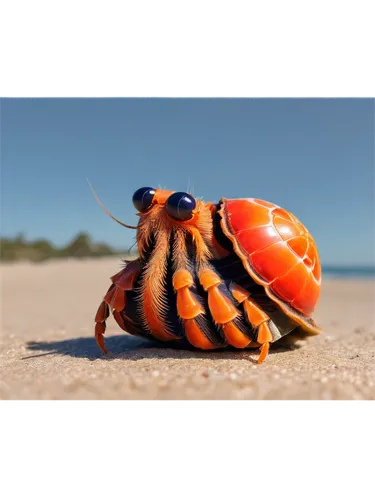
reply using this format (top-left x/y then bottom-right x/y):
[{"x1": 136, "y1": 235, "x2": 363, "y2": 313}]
[
  {"x1": 2, "y1": 234, "x2": 373, "y2": 278},
  {"x1": 322, "y1": 266, "x2": 375, "y2": 278}
]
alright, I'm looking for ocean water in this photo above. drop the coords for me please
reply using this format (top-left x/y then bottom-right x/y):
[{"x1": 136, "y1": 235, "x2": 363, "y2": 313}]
[{"x1": 322, "y1": 266, "x2": 375, "y2": 279}]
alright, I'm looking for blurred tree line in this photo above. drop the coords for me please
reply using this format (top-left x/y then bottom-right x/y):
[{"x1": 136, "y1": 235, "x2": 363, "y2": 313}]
[{"x1": 0, "y1": 232, "x2": 138, "y2": 262}]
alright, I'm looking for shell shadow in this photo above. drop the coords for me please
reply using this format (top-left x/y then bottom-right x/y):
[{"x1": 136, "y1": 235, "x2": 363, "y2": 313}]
[{"x1": 23, "y1": 333, "x2": 301, "y2": 362}]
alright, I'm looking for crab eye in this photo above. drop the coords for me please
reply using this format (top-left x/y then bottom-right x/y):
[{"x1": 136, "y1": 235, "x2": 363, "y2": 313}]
[
  {"x1": 166, "y1": 192, "x2": 196, "y2": 221},
  {"x1": 132, "y1": 187, "x2": 156, "y2": 212}
]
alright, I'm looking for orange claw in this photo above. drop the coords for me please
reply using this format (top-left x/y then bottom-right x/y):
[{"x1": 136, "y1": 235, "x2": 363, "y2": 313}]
[
  {"x1": 257, "y1": 342, "x2": 269, "y2": 364},
  {"x1": 95, "y1": 260, "x2": 141, "y2": 352},
  {"x1": 95, "y1": 322, "x2": 108, "y2": 354},
  {"x1": 256, "y1": 321, "x2": 273, "y2": 364},
  {"x1": 95, "y1": 301, "x2": 109, "y2": 323}
]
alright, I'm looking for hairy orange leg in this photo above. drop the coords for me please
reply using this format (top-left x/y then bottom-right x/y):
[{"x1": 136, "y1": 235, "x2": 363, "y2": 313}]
[
  {"x1": 198, "y1": 269, "x2": 254, "y2": 349},
  {"x1": 94, "y1": 260, "x2": 141, "y2": 354},
  {"x1": 173, "y1": 269, "x2": 219, "y2": 350},
  {"x1": 231, "y1": 283, "x2": 273, "y2": 364}
]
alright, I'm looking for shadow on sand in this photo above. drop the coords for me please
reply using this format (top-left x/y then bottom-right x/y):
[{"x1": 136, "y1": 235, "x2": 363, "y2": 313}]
[{"x1": 23, "y1": 333, "x2": 300, "y2": 363}]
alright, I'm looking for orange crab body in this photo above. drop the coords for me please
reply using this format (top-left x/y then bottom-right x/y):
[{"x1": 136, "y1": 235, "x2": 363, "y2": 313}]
[{"x1": 93, "y1": 188, "x2": 322, "y2": 364}]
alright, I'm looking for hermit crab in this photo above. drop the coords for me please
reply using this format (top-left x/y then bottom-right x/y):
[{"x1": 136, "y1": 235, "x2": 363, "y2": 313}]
[{"x1": 92, "y1": 185, "x2": 322, "y2": 364}]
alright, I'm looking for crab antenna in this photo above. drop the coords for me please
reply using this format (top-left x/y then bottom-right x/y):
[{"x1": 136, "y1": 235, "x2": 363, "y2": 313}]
[{"x1": 86, "y1": 178, "x2": 138, "y2": 230}]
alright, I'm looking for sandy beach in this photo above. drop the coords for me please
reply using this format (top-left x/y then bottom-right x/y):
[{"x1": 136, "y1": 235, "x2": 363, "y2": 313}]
[{"x1": 1, "y1": 257, "x2": 374, "y2": 400}]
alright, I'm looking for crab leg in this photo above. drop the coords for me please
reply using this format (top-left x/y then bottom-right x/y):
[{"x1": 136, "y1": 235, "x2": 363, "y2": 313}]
[
  {"x1": 94, "y1": 259, "x2": 141, "y2": 353},
  {"x1": 173, "y1": 269, "x2": 221, "y2": 350},
  {"x1": 198, "y1": 268, "x2": 256, "y2": 349},
  {"x1": 94, "y1": 300, "x2": 110, "y2": 353},
  {"x1": 230, "y1": 283, "x2": 274, "y2": 364},
  {"x1": 198, "y1": 270, "x2": 273, "y2": 363}
]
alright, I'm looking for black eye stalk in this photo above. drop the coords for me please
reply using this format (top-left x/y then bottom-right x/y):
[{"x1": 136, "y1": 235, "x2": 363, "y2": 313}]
[
  {"x1": 166, "y1": 192, "x2": 196, "y2": 221},
  {"x1": 132, "y1": 187, "x2": 156, "y2": 212}
]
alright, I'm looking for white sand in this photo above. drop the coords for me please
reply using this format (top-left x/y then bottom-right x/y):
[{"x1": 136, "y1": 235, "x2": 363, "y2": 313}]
[{"x1": 1, "y1": 257, "x2": 374, "y2": 399}]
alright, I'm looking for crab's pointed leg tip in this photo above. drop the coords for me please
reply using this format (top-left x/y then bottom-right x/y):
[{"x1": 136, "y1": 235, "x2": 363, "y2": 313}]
[
  {"x1": 257, "y1": 342, "x2": 269, "y2": 364},
  {"x1": 95, "y1": 332, "x2": 108, "y2": 354}
]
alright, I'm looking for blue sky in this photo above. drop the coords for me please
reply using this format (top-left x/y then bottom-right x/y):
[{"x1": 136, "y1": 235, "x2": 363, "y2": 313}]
[{"x1": 1, "y1": 98, "x2": 374, "y2": 266}]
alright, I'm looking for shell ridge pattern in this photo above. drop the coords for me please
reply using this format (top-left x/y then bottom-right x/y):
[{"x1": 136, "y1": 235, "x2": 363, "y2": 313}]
[{"x1": 223, "y1": 197, "x2": 321, "y2": 317}]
